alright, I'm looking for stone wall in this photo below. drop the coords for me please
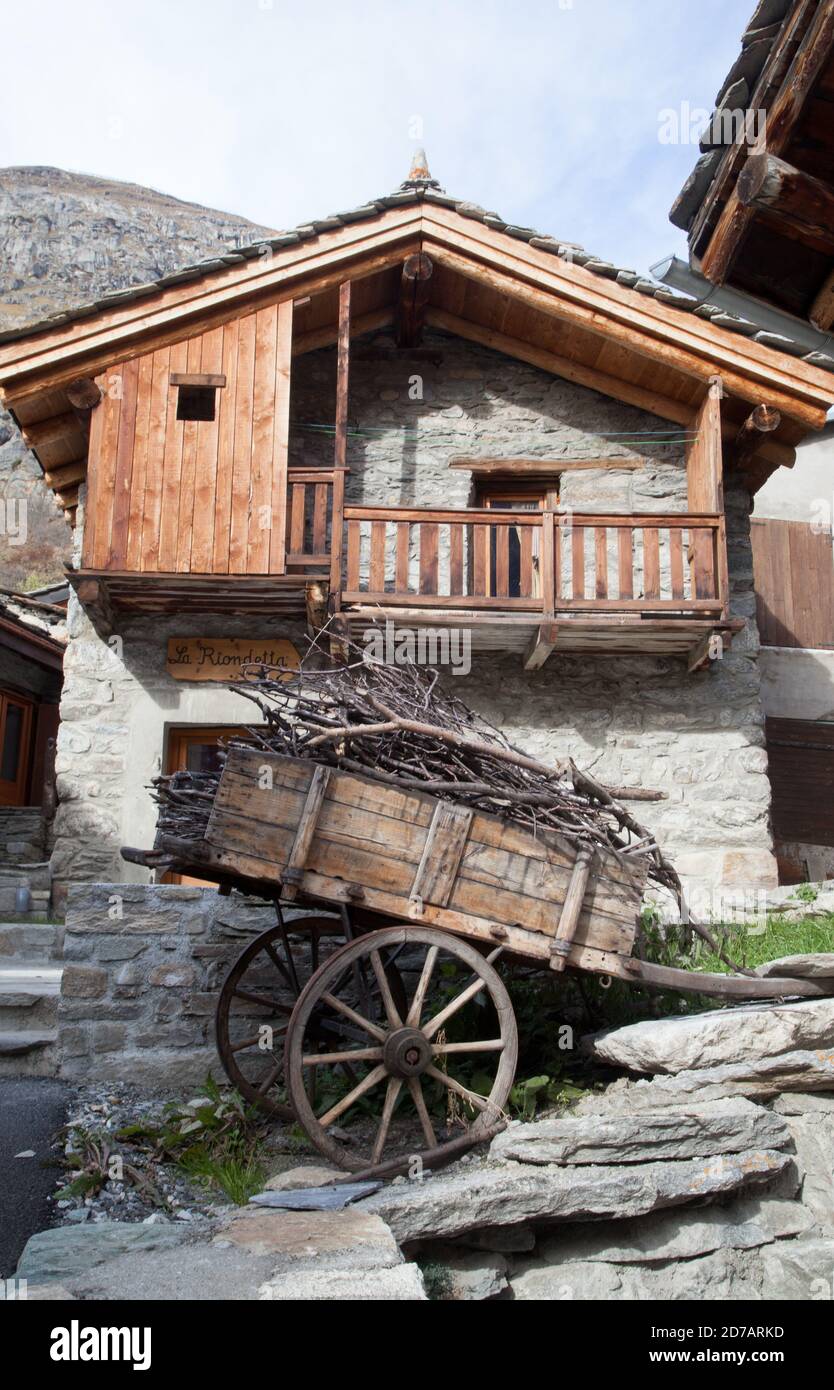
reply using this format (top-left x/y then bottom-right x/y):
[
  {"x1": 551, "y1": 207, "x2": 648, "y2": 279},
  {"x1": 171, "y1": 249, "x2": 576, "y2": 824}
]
[
  {"x1": 59, "y1": 883, "x2": 279, "y2": 1085},
  {"x1": 53, "y1": 327, "x2": 775, "y2": 899}
]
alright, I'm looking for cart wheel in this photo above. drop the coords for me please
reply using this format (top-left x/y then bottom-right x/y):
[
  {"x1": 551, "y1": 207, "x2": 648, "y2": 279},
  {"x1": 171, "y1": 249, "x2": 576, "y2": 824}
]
[
  {"x1": 284, "y1": 926, "x2": 518, "y2": 1175},
  {"x1": 215, "y1": 914, "x2": 406, "y2": 1118}
]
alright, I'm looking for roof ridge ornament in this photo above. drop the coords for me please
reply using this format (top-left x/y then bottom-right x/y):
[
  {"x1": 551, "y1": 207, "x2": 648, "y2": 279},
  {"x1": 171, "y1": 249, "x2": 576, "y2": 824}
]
[{"x1": 399, "y1": 147, "x2": 442, "y2": 192}]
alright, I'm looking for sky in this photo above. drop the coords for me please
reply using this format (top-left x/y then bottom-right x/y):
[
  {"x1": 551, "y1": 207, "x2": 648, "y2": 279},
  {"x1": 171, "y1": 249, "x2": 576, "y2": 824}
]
[{"x1": 0, "y1": 0, "x2": 753, "y2": 276}]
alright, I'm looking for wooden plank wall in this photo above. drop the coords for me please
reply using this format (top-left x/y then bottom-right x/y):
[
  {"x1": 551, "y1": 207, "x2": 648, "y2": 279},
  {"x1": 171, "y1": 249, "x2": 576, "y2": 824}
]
[
  {"x1": 751, "y1": 518, "x2": 834, "y2": 648},
  {"x1": 766, "y1": 717, "x2": 834, "y2": 847},
  {"x1": 81, "y1": 304, "x2": 293, "y2": 575}
]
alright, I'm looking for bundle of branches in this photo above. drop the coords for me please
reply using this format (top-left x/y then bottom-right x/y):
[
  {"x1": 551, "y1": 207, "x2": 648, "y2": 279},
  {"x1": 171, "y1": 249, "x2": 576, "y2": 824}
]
[{"x1": 152, "y1": 641, "x2": 684, "y2": 896}]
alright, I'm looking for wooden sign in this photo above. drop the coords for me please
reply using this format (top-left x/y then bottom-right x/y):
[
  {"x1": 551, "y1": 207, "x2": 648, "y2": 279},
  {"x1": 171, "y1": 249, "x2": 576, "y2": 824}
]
[{"x1": 166, "y1": 638, "x2": 300, "y2": 682}]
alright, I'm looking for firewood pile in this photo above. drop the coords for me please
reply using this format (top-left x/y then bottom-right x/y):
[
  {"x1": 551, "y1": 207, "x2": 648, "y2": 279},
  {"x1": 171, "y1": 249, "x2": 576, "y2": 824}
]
[{"x1": 151, "y1": 642, "x2": 685, "y2": 902}]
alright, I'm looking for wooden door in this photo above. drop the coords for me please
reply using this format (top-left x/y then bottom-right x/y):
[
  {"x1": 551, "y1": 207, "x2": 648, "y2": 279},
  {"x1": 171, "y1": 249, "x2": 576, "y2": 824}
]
[
  {"x1": 164, "y1": 726, "x2": 260, "y2": 885},
  {"x1": 0, "y1": 690, "x2": 34, "y2": 806},
  {"x1": 480, "y1": 487, "x2": 550, "y2": 599}
]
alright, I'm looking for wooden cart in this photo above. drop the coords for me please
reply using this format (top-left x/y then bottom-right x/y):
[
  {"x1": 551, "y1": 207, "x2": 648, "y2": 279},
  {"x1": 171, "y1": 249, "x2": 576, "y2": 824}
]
[{"x1": 127, "y1": 745, "x2": 834, "y2": 1177}]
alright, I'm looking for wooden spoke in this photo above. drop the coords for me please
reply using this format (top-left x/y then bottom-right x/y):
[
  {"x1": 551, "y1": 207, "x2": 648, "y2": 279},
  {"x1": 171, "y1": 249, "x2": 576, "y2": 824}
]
[
  {"x1": 371, "y1": 1077, "x2": 403, "y2": 1164},
  {"x1": 318, "y1": 1063, "x2": 388, "y2": 1128},
  {"x1": 431, "y1": 1039, "x2": 505, "y2": 1054},
  {"x1": 263, "y1": 940, "x2": 295, "y2": 991},
  {"x1": 301, "y1": 1046, "x2": 383, "y2": 1066},
  {"x1": 370, "y1": 948, "x2": 403, "y2": 1029},
  {"x1": 320, "y1": 990, "x2": 387, "y2": 1042},
  {"x1": 422, "y1": 973, "x2": 490, "y2": 1040},
  {"x1": 406, "y1": 945, "x2": 439, "y2": 1028},
  {"x1": 256, "y1": 1060, "x2": 282, "y2": 1095},
  {"x1": 230, "y1": 1033, "x2": 269, "y2": 1054},
  {"x1": 424, "y1": 1063, "x2": 493, "y2": 1113},
  {"x1": 407, "y1": 1076, "x2": 437, "y2": 1148},
  {"x1": 232, "y1": 986, "x2": 281, "y2": 1010}
]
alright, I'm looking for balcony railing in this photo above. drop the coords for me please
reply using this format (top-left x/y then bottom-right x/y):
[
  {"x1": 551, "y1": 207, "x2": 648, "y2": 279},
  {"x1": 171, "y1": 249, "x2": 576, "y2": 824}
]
[{"x1": 339, "y1": 506, "x2": 729, "y2": 618}]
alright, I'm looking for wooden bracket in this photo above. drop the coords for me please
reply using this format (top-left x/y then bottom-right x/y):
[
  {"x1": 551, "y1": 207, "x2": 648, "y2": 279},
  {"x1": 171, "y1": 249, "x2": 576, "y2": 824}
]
[
  {"x1": 549, "y1": 845, "x2": 594, "y2": 972},
  {"x1": 523, "y1": 621, "x2": 559, "y2": 671},
  {"x1": 410, "y1": 803, "x2": 473, "y2": 908},
  {"x1": 281, "y1": 765, "x2": 331, "y2": 901}
]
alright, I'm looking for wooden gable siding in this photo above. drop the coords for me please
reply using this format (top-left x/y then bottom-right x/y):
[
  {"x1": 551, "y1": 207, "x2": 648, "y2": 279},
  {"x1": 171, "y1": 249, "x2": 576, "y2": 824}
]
[{"x1": 82, "y1": 303, "x2": 292, "y2": 575}]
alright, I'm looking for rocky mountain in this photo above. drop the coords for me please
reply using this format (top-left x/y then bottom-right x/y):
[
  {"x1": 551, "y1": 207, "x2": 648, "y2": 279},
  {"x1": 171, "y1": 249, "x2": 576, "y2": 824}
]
[{"x1": 0, "y1": 166, "x2": 276, "y2": 589}]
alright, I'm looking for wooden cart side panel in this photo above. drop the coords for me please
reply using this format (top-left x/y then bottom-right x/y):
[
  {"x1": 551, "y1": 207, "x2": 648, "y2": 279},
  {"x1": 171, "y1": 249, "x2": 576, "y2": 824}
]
[{"x1": 204, "y1": 747, "x2": 645, "y2": 957}]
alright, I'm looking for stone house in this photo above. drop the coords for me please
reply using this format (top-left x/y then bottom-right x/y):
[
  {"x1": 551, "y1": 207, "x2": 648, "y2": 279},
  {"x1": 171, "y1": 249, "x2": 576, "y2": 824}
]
[{"x1": 0, "y1": 153, "x2": 832, "y2": 924}]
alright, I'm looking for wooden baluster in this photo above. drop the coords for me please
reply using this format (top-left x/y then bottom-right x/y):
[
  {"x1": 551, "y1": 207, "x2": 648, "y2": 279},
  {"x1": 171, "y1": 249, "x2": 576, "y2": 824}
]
[
  {"x1": 420, "y1": 522, "x2": 439, "y2": 594},
  {"x1": 290, "y1": 484, "x2": 306, "y2": 557},
  {"x1": 549, "y1": 514, "x2": 559, "y2": 607},
  {"x1": 449, "y1": 523, "x2": 464, "y2": 596},
  {"x1": 369, "y1": 520, "x2": 386, "y2": 593},
  {"x1": 595, "y1": 526, "x2": 608, "y2": 600},
  {"x1": 395, "y1": 520, "x2": 410, "y2": 596},
  {"x1": 473, "y1": 524, "x2": 488, "y2": 595},
  {"x1": 329, "y1": 469, "x2": 345, "y2": 596},
  {"x1": 643, "y1": 527, "x2": 660, "y2": 600},
  {"x1": 312, "y1": 484, "x2": 328, "y2": 554},
  {"x1": 571, "y1": 525, "x2": 585, "y2": 600},
  {"x1": 346, "y1": 519, "x2": 361, "y2": 592},
  {"x1": 617, "y1": 526, "x2": 633, "y2": 600},
  {"x1": 716, "y1": 517, "x2": 730, "y2": 618},
  {"x1": 691, "y1": 527, "x2": 716, "y2": 600},
  {"x1": 519, "y1": 525, "x2": 533, "y2": 599},
  {"x1": 669, "y1": 527, "x2": 684, "y2": 599},
  {"x1": 495, "y1": 525, "x2": 510, "y2": 598}
]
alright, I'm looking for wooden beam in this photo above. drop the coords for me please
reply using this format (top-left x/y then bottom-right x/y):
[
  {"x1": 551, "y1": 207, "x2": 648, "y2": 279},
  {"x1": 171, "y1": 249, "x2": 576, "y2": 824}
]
[
  {"x1": 810, "y1": 268, "x2": 834, "y2": 331},
  {"x1": 169, "y1": 372, "x2": 227, "y2": 389},
  {"x1": 21, "y1": 411, "x2": 80, "y2": 449},
  {"x1": 697, "y1": 0, "x2": 834, "y2": 283},
  {"x1": 738, "y1": 153, "x2": 834, "y2": 255},
  {"x1": 449, "y1": 456, "x2": 643, "y2": 473},
  {"x1": 396, "y1": 252, "x2": 433, "y2": 348},
  {"x1": 734, "y1": 404, "x2": 782, "y2": 471},
  {"x1": 43, "y1": 460, "x2": 86, "y2": 490},
  {"x1": 292, "y1": 307, "x2": 394, "y2": 357},
  {"x1": 523, "y1": 622, "x2": 559, "y2": 670},
  {"x1": 268, "y1": 299, "x2": 293, "y2": 574},
  {"x1": 66, "y1": 376, "x2": 103, "y2": 411}
]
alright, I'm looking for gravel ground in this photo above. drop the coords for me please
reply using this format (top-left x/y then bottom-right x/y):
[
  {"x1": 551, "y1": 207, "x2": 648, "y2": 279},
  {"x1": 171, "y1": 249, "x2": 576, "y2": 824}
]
[{"x1": 53, "y1": 1082, "x2": 308, "y2": 1229}]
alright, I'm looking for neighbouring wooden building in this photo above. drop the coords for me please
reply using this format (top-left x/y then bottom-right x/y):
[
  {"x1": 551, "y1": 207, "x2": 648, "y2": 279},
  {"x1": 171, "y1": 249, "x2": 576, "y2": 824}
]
[
  {"x1": 670, "y1": 0, "x2": 834, "y2": 879},
  {"x1": 2, "y1": 152, "x2": 833, "y2": 906}
]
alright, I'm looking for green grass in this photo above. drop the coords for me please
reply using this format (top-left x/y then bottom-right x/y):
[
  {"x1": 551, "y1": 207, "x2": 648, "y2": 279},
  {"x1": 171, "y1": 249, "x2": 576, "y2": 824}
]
[{"x1": 685, "y1": 912, "x2": 834, "y2": 975}]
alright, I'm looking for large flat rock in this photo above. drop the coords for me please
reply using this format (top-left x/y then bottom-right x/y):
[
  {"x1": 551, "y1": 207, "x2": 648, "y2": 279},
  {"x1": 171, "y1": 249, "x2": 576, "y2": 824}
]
[
  {"x1": 590, "y1": 998, "x2": 834, "y2": 1075},
  {"x1": 490, "y1": 1098, "x2": 789, "y2": 1166},
  {"x1": 756, "y1": 954, "x2": 834, "y2": 980},
  {"x1": 218, "y1": 1207, "x2": 402, "y2": 1273},
  {"x1": 15, "y1": 1221, "x2": 190, "y2": 1284},
  {"x1": 574, "y1": 1051, "x2": 834, "y2": 1110},
  {"x1": 358, "y1": 1148, "x2": 790, "y2": 1244},
  {"x1": 258, "y1": 1265, "x2": 426, "y2": 1300}
]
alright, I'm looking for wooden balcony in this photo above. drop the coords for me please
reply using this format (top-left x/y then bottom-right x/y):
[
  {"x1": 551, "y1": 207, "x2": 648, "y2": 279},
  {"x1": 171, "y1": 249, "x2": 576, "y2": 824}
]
[{"x1": 336, "y1": 505, "x2": 738, "y2": 668}]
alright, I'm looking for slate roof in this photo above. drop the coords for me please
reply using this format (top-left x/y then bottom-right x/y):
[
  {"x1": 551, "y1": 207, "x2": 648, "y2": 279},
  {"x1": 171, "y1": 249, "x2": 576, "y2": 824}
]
[
  {"x1": 669, "y1": 1, "x2": 793, "y2": 234},
  {"x1": 2, "y1": 143, "x2": 833, "y2": 375}
]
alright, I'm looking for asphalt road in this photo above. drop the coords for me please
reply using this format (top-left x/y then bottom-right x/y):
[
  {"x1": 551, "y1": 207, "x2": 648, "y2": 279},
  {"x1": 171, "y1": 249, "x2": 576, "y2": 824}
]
[{"x1": 0, "y1": 1078, "x2": 70, "y2": 1277}]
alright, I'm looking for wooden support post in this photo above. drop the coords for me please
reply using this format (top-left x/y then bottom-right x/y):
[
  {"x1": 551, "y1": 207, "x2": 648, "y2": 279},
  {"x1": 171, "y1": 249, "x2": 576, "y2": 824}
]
[
  {"x1": 282, "y1": 765, "x2": 331, "y2": 900},
  {"x1": 269, "y1": 298, "x2": 293, "y2": 574},
  {"x1": 549, "y1": 845, "x2": 594, "y2": 972},
  {"x1": 331, "y1": 282, "x2": 351, "y2": 603},
  {"x1": 687, "y1": 629, "x2": 719, "y2": 673},
  {"x1": 523, "y1": 621, "x2": 559, "y2": 671},
  {"x1": 74, "y1": 576, "x2": 114, "y2": 638},
  {"x1": 396, "y1": 252, "x2": 433, "y2": 348},
  {"x1": 305, "y1": 580, "x2": 329, "y2": 636}
]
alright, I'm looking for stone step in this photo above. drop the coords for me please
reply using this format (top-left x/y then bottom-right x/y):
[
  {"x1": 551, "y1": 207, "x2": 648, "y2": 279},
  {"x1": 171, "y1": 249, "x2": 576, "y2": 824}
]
[
  {"x1": 0, "y1": 1029, "x2": 59, "y2": 1077},
  {"x1": 0, "y1": 923, "x2": 61, "y2": 959},
  {"x1": 0, "y1": 965, "x2": 62, "y2": 1028}
]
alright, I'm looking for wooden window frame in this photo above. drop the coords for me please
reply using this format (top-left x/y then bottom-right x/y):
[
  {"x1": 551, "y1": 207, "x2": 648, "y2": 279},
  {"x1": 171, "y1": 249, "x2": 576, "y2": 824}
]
[{"x1": 0, "y1": 689, "x2": 34, "y2": 807}]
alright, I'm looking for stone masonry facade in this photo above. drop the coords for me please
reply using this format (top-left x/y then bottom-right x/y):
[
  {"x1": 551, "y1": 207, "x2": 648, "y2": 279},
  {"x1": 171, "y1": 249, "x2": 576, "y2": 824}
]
[{"x1": 54, "y1": 327, "x2": 775, "y2": 904}]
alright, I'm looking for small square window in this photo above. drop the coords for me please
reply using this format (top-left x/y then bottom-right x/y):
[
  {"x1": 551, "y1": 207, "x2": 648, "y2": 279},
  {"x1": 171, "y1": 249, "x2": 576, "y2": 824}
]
[{"x1": 176, "y1": 385, "x2": 216, "y2": 422}]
